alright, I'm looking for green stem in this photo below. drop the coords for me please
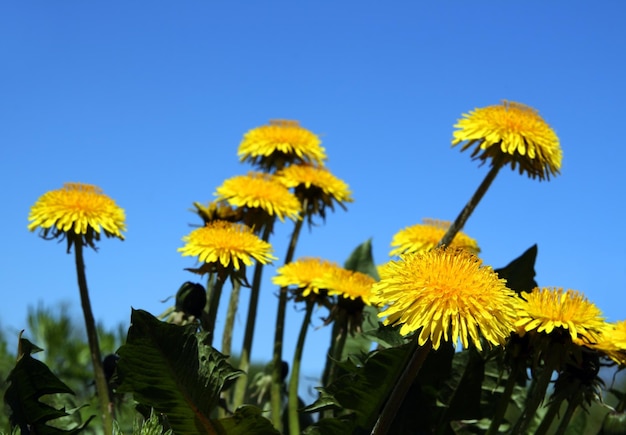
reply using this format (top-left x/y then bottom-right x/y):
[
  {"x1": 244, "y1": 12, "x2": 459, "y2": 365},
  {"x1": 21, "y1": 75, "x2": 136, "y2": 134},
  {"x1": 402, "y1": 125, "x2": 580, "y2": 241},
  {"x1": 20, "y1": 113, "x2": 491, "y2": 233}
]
[
  {"x1": 534, "y1": 395, "x2": 563, "y2": 435},
  {"x1": 553, "y1": 394, "x2": 580, "y2": 435},
  {"x1": 271, "y1": 208, "x2": 306, "y2": 430},
  {"x1": 222, "y1": 279, "x2": 241, "y2": 358},
  {"x1": 232, "y1": 221, "x2": 274, "y2": 409},
  {"x1": 74, "y1": 241, "x2": 114, "y2": 435},
  {"x1": 325, "y1": 310, "x2": 348, "y2": 389},
  {"x1": 288, "y1": 301, "x2": 314, "y2": 435},
  {"x1": 510, "y1": 366, "x2": 554, "y2": 435},
  {"x1": 438, "y1": 156, "x2": 504, "y2": 248},
  {"x1": 205, "y1": 276, "x2": 226, "y2": 346},
  {"x1": 486, "y1": 359, "x2": 523, "y2": 435},
  {"x1": 370, "y1": 338, "x2": 432, "y2": 435}
]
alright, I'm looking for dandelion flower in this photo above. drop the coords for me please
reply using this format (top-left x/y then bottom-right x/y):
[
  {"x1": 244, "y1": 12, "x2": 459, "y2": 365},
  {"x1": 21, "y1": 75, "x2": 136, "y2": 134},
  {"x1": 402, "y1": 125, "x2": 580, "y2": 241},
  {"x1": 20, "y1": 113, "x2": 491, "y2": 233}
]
[
  {"x1": 28, "y1": 182, "x2": 126, "y2": 250},
  {"x1": 452, "y1": 100, "x2": 562, "y2": 180},
  {"x1": 276, "y1": 164, "x2": 353, "y2": 220},
  {"x1": 215, "y1": 172, "x2": 301, "y2": 222},
  {"x1": 273, "y1": 257, "x2": 341, "y2": 298},
  {"x1": 516, "y1": 288, "x2": 605, "y2": 343},
  {"x1": 373, "y1": 248, "x2": 518, "y2": 350},
  {"x1": 390, "y1": 219, "x2": 480, "y2": 256},
  {"x1": 238, "y1": 120, "x2": 327, "y2": 170},
  {"x1": 178, "y1": 220, "x2": 276, "y2": 272},
  {"x1": 590, "y1": 321, "x2": 626, "y2": 365},
  {"x1": 321, "y1": 267, "x2": 376, "y2": 306}
]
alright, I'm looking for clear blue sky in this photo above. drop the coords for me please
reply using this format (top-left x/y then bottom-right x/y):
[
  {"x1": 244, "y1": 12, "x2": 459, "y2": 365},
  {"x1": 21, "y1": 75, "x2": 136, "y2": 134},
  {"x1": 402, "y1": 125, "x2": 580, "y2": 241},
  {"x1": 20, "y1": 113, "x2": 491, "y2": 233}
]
[{"x1": 1, "y1": 2, "x2": 625, "y2": 379}]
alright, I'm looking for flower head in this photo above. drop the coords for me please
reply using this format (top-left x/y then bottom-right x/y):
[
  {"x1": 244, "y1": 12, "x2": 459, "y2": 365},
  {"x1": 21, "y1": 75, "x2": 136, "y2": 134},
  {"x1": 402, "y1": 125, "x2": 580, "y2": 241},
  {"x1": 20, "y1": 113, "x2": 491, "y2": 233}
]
[
  {"x1": 273, "y1": 257, "x2": 341, "y2": 299},
  {"x1": 452, "y1": 101, "x2": 562, "y2": 180},
  {"x1": 589, "y1": 321, "x2": 626, "y2": 365},
  {"x1": 178, "y1": 220, "x2": 277, "y2": 279},
  {"x1": 390, "y1": 219, "x2": 480, "y2": 257},
  {"x1": 28, "y1": 182, "x2": 126, "y2": 251},
  {"x1": 320, "y1": 268, "x2": 376, "y2": 306},
  {"x1": 515, "y1": 288, "x2": 605, "y2": 343},
  {"x1": 215, "y1": 172, "x2": 302, "y2": 223},
  {"x1": 238, "y1": 120, "x2": 327, "y2": 171},
  {"x1": 372, "y1": 248, "x2": 519, "y2": 350},
  {"x1": 276, "y1": 164, "x2": 353, "y2": 221}
]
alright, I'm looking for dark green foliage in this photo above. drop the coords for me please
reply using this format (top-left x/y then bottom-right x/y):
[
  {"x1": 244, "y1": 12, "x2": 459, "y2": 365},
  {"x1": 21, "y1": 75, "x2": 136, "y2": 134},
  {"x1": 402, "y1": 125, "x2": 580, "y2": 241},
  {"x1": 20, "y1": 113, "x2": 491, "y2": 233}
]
[
  {"x1": 494, "y1": 244, "x2": 538, "y2": 294},
  {"x1": 115, "y1": 309, "x2": 277, "y2": 435},
  {"x1": 4, "y1": 336, "x2": 93, "y2": 434}
]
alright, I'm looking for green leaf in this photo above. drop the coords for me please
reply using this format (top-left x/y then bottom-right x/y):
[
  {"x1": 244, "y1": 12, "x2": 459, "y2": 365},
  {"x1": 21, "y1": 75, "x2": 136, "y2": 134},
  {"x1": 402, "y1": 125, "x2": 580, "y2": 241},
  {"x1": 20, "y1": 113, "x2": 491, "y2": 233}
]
[
  {"x1": 343, "y1": 238, "x2": 380, "y2": 280},
  {"x1": 115, "y1": 309, "x2": 242, "y2": 435},
  {"x1": 306, "y1": 343, "x2": 412, "y2": 431},
  {"x1": 4, "y1": 336, "x2": 93, "y2": 434},
  {"x1": 217, "y1": 406, "x2": 279, "y2": 435},
  {"x1": 438, "y1": 348, "x2": 485, "y2": 424},
  {"x1": 494, "y1": 245, "x2": 538, "y2": 294}
]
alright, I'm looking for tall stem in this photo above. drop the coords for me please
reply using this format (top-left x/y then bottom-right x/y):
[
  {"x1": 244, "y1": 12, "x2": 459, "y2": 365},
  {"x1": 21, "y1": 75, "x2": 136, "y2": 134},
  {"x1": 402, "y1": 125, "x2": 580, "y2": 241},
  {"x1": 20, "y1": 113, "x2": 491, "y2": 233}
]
[
  {"x1": 205, "y1": 276, "x2": 226, "y2": 346},
  {"x1": 438, "y1": 158, "x2": 504, "y2": 248},
  {"x1": 288, "y1": 301, "x2": 314, "y2": 435},
  {"x1": 232, "y1": 221, "x2": 274, "y2": 409},
  {"x1": 370, "y1": 339, "x2": 432, "y2": 435},
  {"x1": 222, "y1": 279, "x2": 241, "y2": 358},
  {"x1": 271, "y1": 209, "x2": 306, "y2": 430},
  {"x1": 553, "y1": 395, "x2": 579, "y2": 435},
  {"x1": 486, "y1": 358, "x2": 523, "y2": 435},
  {"x1": 510, "y1": 366, "x2": 554, "y2": 435},
  {"x1": 74, "y1": 242, "x2": 114, "y2": 434},
  {"x1": 322, "y1": 309, "x2": 348, "y2": 389}
]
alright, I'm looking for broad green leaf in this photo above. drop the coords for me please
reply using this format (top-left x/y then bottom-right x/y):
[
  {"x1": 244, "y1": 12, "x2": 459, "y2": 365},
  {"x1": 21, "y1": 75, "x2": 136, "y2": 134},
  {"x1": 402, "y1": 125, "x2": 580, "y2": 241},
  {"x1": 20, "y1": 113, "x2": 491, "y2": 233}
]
[
  {"x1": 438, "y1": 347, "x2": 485, "y2": 424},
  {"x1": 494, "y1": 245, "x2": 538, "y2": 294},
  {"x1": 4, "y1": 336, "x2": 93, "y2": 434},
  {"x1": 115, "y1": 309, "x2": 242, "y2": 435},
  {"x1": 218, "y1": 406, "x2": 279, "y2": 435},
  {"x1": 307, "y1": 343, "x2": 412, "y2": 431}
]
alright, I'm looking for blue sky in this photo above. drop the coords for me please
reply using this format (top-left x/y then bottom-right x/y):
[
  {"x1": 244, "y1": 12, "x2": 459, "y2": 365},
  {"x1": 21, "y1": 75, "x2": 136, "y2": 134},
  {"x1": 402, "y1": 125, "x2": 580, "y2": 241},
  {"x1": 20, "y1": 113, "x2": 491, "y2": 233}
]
[{"x1": 1, "y1": 2, "x2": 625, "y2": 380}]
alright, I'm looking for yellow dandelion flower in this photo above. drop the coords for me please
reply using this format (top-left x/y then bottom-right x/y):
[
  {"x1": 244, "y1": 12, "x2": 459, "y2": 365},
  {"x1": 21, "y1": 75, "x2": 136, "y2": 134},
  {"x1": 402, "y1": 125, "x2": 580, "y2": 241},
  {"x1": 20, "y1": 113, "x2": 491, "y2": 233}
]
[
  {"x1": 238, "y1": 120, "x2": 327, "y2": 170},
  {"x1": 373, "y1": 248, "x2": 518, "y2": 350},
  {"x1": 215, "y1": 172, "x2": 302, "y2": 222},
  {"x1": 390, "y1": 219, "x2": 480, "y2": 257},
  {"x1": 516, "y1": 288, "x2": 605, "y2": 343},
  {"x1": 273, "y1": 257, "x2": 341, "y2": 298},
  {"x1": 589, "y1": 321, "x2": 626, "y2": 365},
  {"x1": 28, "y1": 182, "x2": 126, "y2": 250},
  {"x1": 452, "y1": 100, "x2": 562, "y2": 180},
  {"x1": 320, "y1": 267, "x2": 376, "y2": 306},
  {"x1": 276, "y1": 164, "x2": 353, "y2": 220},
  {"x1": 178, "y1": 220, "x2": 277, "y2": 271},
  {"x1": 277, "y1": 164, "x2": 353, "y2": 204}
]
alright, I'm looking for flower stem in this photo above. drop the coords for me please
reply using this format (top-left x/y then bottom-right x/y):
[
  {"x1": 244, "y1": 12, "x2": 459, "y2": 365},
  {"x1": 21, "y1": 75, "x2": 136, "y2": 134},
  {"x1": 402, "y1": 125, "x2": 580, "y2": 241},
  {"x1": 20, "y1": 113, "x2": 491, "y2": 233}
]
[
  {"x1": 534, "y1": 395, "x2": 563, "y2": 435},
  {"x1": 322, "y1": 309, "x2": 348, "y2": 389},
  {"x1": 438, "y1": 157, "x2": 504, "y2": 248},
  {"x1": 553, "y1": 394, "x2": 580, "y2": 435},
  {"x1": 288, "y1": 300, "x2": 314, "y2": 435},
  {"x1": 510, "y1": 366, "x2": 554, "y2": 435},
  {"x1": 73, "y1": 241, "x2": 114, "y2": 434},
  {"x1": 222, "y1": 279, "x2": 241, "y2": 358},
  {"x1": 205, "y1": 275, "x2": 226, "y2": 346},
  {"x1": 271, "y1": 208, "x2": 306, "y2": 430},
  {"x1": 370, "y1": 338, "x2": 432, "y2": 435},
  {"x1": 486, "y1": 358, "x2": 523, "y2": 435},
  {"x1": 232, "y1": 221, "x2": 274, "y2": 409}
]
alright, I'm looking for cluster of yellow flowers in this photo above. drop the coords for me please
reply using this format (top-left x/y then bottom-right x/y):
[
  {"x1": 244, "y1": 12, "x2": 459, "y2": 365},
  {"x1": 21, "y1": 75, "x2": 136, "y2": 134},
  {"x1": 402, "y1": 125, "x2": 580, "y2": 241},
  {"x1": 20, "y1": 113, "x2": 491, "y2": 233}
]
[{"x1": 27, "y1": 102, "x2": 625, "y2": 365}]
